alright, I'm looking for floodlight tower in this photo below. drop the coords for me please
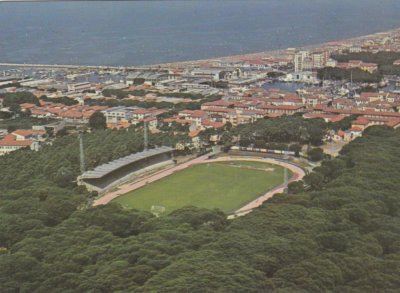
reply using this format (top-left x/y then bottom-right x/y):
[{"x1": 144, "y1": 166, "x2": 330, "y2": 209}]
[
  {"x1": 283, "y1": 150, "x2": 289, "y2": 193},
  {"x1": 283, "y1": 163, "x2": 289, "y2": 193},
  {"x1": 144, "y1": 120, "x2": 149, "y2": 151},
  {"x1": 79, "y1": 132, "x2": 86, "y2": 174}
]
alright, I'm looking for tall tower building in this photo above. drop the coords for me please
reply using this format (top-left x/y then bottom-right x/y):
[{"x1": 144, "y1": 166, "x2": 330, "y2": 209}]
[
  {"x1": 312, "y1": 51, "x2": 327, "y2": 68},
  {"x1": 294, "y1": 51, "x2": 309, "y2": 72}
]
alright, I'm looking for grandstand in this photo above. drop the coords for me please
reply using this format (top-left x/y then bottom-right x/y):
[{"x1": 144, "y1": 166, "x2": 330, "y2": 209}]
[{"x1": 78, "y1": 146, "x2": 174, "y2": 193}]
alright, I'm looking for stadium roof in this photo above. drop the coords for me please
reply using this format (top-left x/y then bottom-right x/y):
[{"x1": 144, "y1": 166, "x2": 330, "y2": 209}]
[{"x1": 80, "y1": 146, "x2": 173, "y2": 180}]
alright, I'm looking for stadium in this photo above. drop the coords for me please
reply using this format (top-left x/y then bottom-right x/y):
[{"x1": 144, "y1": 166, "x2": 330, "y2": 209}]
[{"x1": 90, "y1": 150, "x2": 305, "y2": 216}]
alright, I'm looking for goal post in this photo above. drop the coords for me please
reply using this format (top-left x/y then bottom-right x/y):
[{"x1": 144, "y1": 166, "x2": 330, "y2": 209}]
[{"x1": 150, "y1": 205, "x2": 166, "y2": 217}]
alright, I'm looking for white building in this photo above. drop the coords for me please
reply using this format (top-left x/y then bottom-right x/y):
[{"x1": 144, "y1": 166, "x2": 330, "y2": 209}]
[
  {"x1": 101, "y1": 106, "x2": 135, "y2": 124},
  {"x1": 190, "y1": 69, "x2": 222, "y2": 81},
  {"x1": 349, "y1": 46, "x2": 362, "y2": 53},
  {"x1": 0, "y1": 132, "x2": 40, "y2": 156},
  {"x1": 126, "y1": 72, "x2": 169, "y2": 86},
  {"x1": 294, "y1": 51, "x2": 309, "y2": 72},
  {"x1": 326, "y1": 59, "x2": 338, "y2": 67},
  {"x1": 283, "y1": 72, "x2": 319, "y2": 84},
  {"x1": 312, "y1": 52, "x2": 327, "y2": 68},
  {"x1": 67, "y1": 82, "x2": 92, "y2": 93}
]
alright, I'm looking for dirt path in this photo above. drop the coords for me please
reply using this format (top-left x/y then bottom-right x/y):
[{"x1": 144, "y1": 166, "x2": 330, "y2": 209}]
[{"x1": 213, "y1": 162, "x2": 275, "y2": 172}]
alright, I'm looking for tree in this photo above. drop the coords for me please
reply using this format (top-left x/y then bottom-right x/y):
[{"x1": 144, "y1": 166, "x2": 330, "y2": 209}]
[
  {"x1": 288, "y1": 181, "x2": 305, "y2": 194},
  {"x1": 54, "y1": 167, "x2": 74, "y2": 188},
  {"x1": 220, "y1": 132, "x2": 233, "y2": 151},
  {"x1": 89, "y1": 112, "x2": 107, "y2": 130},
  {"x1": 21, "y1": 108, "x2": 31, "y2": 117},
  {"x1": 9, "y1": 104, "x2": 21, "y2": 115},
  {"x1": 0, "y1": 120, "x2": 400, "y2": 292},
  {"x1": 304, "y1": 172, "x2": 324, "y2": 190},
  {"x1": 289, "y1": 143, "x2": 302, "y2": 157},
  {"x1": 315, "y1": 232, "x2": 349, "y2": 252},
  {"x1": 7, "y1": 125, "x2": 17, "y2": 133},
  {"x1": 317, "y1": 67, "x2": 382, "y2": 83},
  {"x1": 308, "y1": 147, "x2": 324, "y2": 162},
  {"x1": 40, "y1": 95, "x2": 79, "y2": 106},
  {"x1": 330, "y1": 114, "x2": 357, "y2": 131},
  {"x1": 3, "y1": 92, "x2": 40, "y2": 107},
  {"x1": 45, "y1": 127, "x2": 54, "y2": 138},
  {"x1": 0, "y1": 111, "x2": 12, "y2": 119}
]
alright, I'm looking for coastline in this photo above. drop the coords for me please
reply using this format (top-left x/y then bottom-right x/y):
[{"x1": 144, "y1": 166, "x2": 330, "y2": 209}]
[
  {"x1": 1, "y1": 27, "x2": 399, "y2": 70},
  {"x1": 143, "y1": 27, "x2": 400, "y2": 68}
]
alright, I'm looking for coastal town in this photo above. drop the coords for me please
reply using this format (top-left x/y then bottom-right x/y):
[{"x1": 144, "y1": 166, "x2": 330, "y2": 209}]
[
  {"x1": 2, "y1": 1, "x2": 400, "y2": 291},
  {"x1": 1, "y1": 28, "x2": 400, "y2": 155}
]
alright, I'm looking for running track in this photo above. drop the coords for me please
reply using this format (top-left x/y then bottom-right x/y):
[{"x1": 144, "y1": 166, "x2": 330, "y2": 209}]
[{"x1": 93, "y1": 155, "x2": 305, "y2": 218}]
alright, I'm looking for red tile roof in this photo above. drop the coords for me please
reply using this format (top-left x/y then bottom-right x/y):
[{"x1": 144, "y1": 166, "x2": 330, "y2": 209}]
[
  {"x1": 202, "y1": 100, "x2": 235, "y2": 107},
  {"x1": 203, "y1": 107, "x2": 236, "y2": 113},
  {"x1": 202, "y1": 119, "x2": 225, "y2": 128},
  {"x1": 349, "y1": 126, "x2": 363, "y2": 132},
  {"x1": 82, "y1": 111, "x2": 95, "y2": 118},
  {"x1": 353, "y1": 117, "x2": 369, "y2": 125},
  {"x1": 258, "y1": 104, "x2": 306, "y2": 110},
  {"x1": 59, "y1": 110, "x2": 83, "y2": 119},
  {"x1": 31, "y1": 109, "x2": 49, "y2": 116},
  {"x1": 0, "y1": 134, "x2": 32, "y2": 147},
  {"x1": 185, "y1": 110, "x2": 207, "y2": 118},
  {"x1": 19, "y1": 103, "x2": 37, "y2": 109},
  {"x1": 189, "y1": 130, "x2": 201, "y2": 138},
  {"x1": 143, "y1": 117, "x2": 157, "y2": 122},
  {"x1": 304, "y1": 113, "x2": 347, "y2": 122},
  {"x1": 164, "y1": 118, "x2": 191, "y2": 124},
  {"x1": 386, "y1": 119, "x2": 400, "y2": 127},
  {"x1": 12, "y1": 130, "x2": 33, "y2": 137}
]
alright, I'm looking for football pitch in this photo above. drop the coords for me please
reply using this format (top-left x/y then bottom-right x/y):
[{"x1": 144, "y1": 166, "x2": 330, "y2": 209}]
[{"x1": 114, "y1": 160, "x2": 289, "y2": 214}]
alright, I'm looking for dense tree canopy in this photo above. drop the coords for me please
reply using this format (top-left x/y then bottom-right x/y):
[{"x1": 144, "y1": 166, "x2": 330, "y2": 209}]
[
  {"x1": 85, "y1": 94, "x2": 221, "y2": 112},
  {"x1": 317, "y1": 67, "x2": 382, "y2": 83},
  {"x1": 230, "y1": 115, "x2": 328, "y2": 148},
  {"x1": 307, "y1": 147, "x2": 324, "y2": 161},
  {"x1": 0, "y1": 117, "x2": 56, "y2": 132},
  {"x1": 0, "y1": 121, "x2": 399, "y2": 292},
  {"x1": 2, "y1": 92, "x2": 40, "y2": 107},
  {"x1": 102, "y1": 88, "x2": 209, "y2": 101},
  {"x1": 40, "y1": 95, "x2": 79, "y2": 106},
  {"x1": 332, "y1": 51, "x2": 400, "y2": 77},
  {"x1": 332, "y1": 51, "x2": 400, "y2": 66}
]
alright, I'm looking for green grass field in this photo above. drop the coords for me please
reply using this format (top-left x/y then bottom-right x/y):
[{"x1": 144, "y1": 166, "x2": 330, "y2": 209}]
[{"x1": 114, "y1": 161, "x2": 289, "y2": 214}]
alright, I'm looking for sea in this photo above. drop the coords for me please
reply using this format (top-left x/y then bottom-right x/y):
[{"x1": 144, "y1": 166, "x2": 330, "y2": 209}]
[{"x1": 0, "y1": 0, "x2": 400, "y2": 66}]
